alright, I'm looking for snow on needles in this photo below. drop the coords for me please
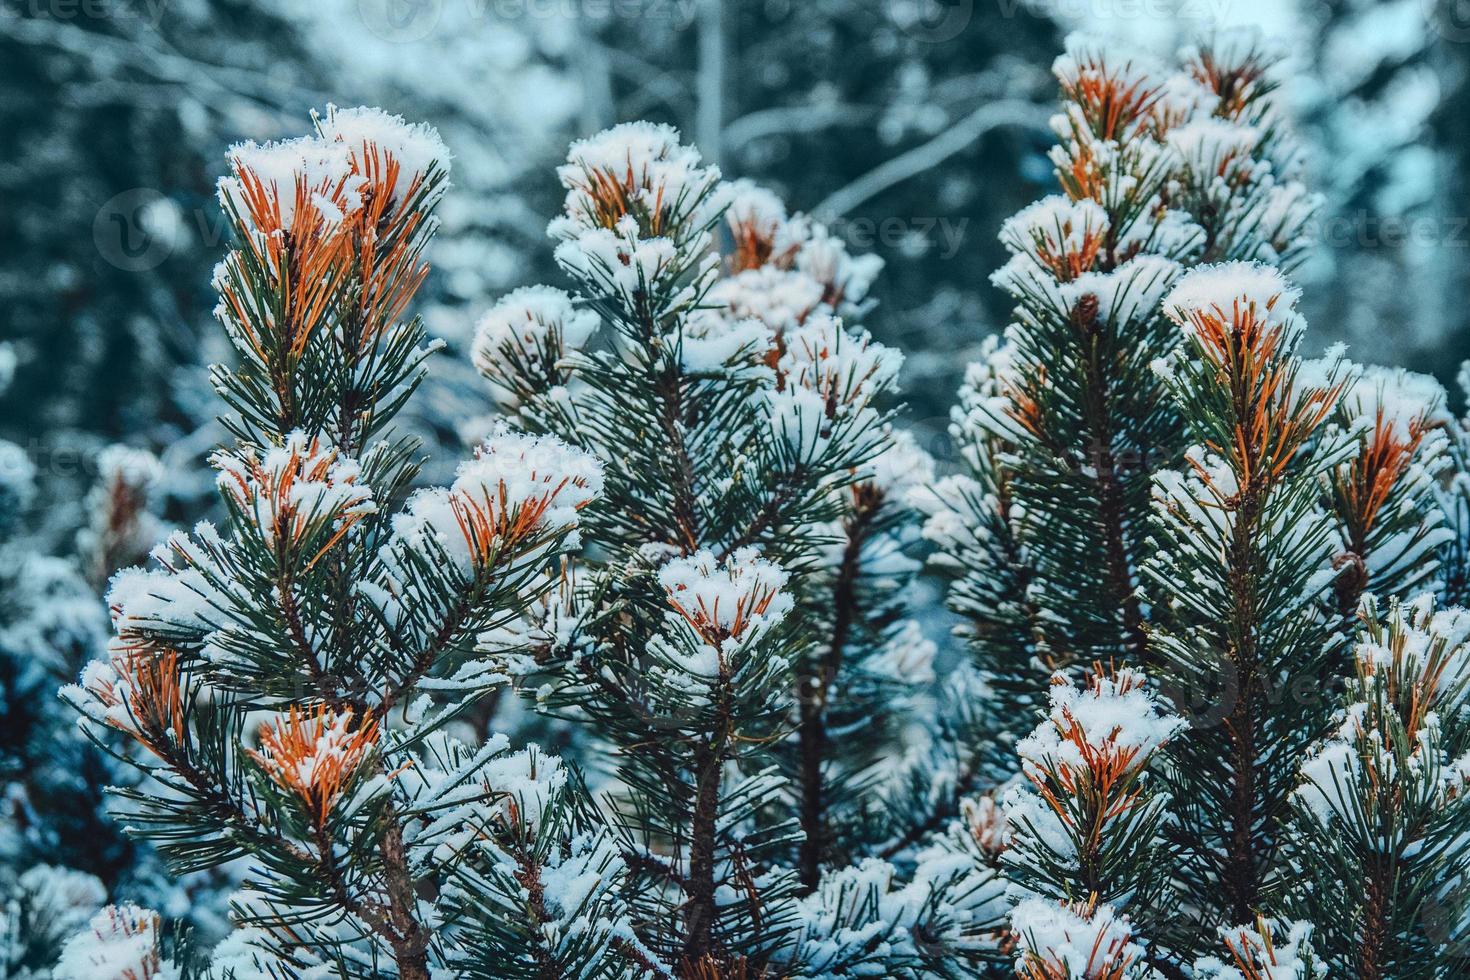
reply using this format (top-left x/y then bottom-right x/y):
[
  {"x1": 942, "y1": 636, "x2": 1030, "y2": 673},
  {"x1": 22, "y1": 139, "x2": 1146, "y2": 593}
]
[
  {"x1": 1357, "y1": 593, "x2": 1470, "y2": 691},
  {"x1": 659, "y1": 547, "x2": 792, "y2": 649},
  {"x1": 1011, "y1": 898, "x2": 1143, "y2": 979},
  {"x1": 213, "y1": 433, "x2": 376, "y2": 554},
  {"x1": 392, "y1": 426, "x2": 603, "y2": 575},
  {"x1": 218, "y1": 135, "x2": 362, "y2": 233},
  {"x1": 549, "y1": 121, "x2": 725, "y2": 241},
  {"x1": 1017, "y1": 667, "x2": 1185, "y2": 782},
  {"x1": 764, "y1": 314, "x2": 902, "y2": 459},
  {"x1": 1194, "y1": 919, "x2": 1324, "y2": 979},
  {"x1": 999, "y1": 196, "x2": 1110, "y2": 275},
  {"x1": 1164, "y1": 261, "x2": 1303, "y2": 336},
  {"x1": 248, "y1": 706, "x2": 380, "y2": 820},
  {"x1": 316, "y1": 103, "x2": 452, "y2": 206},
  {"x1": 55, "y1": 904, "x2": 175, "y2": 980},
  {"x1": 1295, "y1": 594, "x2": 1470, "y2": 828},
  {"x1": 473, "y1": 286, "x2": 599, "y2": 367},
  {"x1": 219, "y1": 106, "x2": 448, "y2": 234},
  {"x1": 472, "y1": 285, "x2": 599, "y2": 402},
  {"x1": 1335, "y1": 364, "x2": 1453, "y2": 443}
]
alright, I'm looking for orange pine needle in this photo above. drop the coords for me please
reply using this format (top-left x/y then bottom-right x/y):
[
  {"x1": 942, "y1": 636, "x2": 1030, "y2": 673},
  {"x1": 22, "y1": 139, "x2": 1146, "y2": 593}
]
[{"x1": 249, "y1": 705, "x2": 379, "y2": 822}]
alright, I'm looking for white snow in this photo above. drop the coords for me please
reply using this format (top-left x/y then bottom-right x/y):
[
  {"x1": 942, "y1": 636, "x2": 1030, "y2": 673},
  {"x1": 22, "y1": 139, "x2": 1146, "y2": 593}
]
[
  {"x1": 1011, "y1": 898, "x2": 1143, "y2": 979},
  {"x1": 709, "y1": 266, "x2": 826, "y2": 334},
  {"x1": 392, "y1": 428, "x2": 601, "y2": 577},
  {"x1": 1016, "y1": 667, "x2": 1185, "y2": 782},
  {"x1": 472, "y1": 285, "x2": 599, "y2": 404},
  {"x1": 55, "y1": 904, "x2": 176, "y2": 980},
  {"x1": 218, "y1": 135, "x2": 362, "y2": 233},
  {"x1": 473, "y1": 285, "x2": 598, "y2": 365},
  {"x1": 550, "y1": 121, "x2": 723, "y2": 240},
  {"x1": 1163, "y1": 261, "x2": 1303, "y2": 335},
  {"x1": 1194, "y1": 918, "x2": 1323, "y2": 979},
  {"x1": 316, "y1": 104, "x2": 451, "y2": 204},
  {"x1": 658, "y1": 546, "x2": 793, "y2": 648},
  {"x1": 212, "y1": 433, "x2": 376, "y2": 551}
]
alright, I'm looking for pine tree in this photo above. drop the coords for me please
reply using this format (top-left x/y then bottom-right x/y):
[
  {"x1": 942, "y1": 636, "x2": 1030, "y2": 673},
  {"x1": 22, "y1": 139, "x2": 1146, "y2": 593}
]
[
  {"x1": 1283, "y1": 594, "x2": 1470, "y2": 976},
  {"x1": 1003, "y1": 664, "x2": 1184, "y2": 977},
  {"x1": 39, "y1": 32, "x2": 1470, "y2": 980},
  {"x1": 920, "y1": 31, "x2": 1320, "y2": 757},
  {"x1": 0, "y1": 361, "x2": 188, "y2": 976},
  {"x1": 929, "y1": 28, "x2": 1470, "y2": 980},
  {"x1": 1320, "y1": 367, "x2": 1454, "y2": 624},
  {"x1": 1143, "y1": 261, "x2": 1354, "y2": 950},
  {"x1": 59, "y1": 108, "x2": 661, "y2": 979},
  {"x1": 471, "y1": 123, "x2": 1004, "y2": 977}
]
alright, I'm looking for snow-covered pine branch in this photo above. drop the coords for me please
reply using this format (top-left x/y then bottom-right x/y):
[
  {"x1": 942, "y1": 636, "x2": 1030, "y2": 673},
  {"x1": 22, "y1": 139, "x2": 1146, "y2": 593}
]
[
  {"x1": 1142, "y1": 260, "x2": 1354, "y2": 953},
  {"x1": 58, "y1": 108, "x2": 644, "y2": 980},
  {"x1": 1002, "y1": 665, "x2": 1184, "y2": 972},
  {"x1": 1281, "y1": 595, "x2": 1470, "y2": 974},
  {"x1": 920, "y1": 31, "x2": 1319, "y2": 753},
  {"x1": 470, "y1": 122, "x2": 988, "y2": 977}
]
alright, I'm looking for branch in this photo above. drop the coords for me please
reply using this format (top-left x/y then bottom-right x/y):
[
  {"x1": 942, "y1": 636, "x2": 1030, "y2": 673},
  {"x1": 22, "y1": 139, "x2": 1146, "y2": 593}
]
[
  {"x1": 797, "y1": 493, "x2": 880, "y2": 891},
  {"x1": 723, "y1": 103, "x2": 875, "y2": 152},
  {"x1": 812, "y1": 100, "x2": 1050, "y2": 220}
]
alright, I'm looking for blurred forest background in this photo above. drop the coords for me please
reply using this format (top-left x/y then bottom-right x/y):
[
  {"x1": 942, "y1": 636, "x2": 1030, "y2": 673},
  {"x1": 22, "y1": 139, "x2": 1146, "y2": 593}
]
[
  {"x1": 4, "y1": 0, "x2": 1470, "y2": 518},
  {"x1": 3, "y1": 0, "x2": 1470, "y2": 951}
]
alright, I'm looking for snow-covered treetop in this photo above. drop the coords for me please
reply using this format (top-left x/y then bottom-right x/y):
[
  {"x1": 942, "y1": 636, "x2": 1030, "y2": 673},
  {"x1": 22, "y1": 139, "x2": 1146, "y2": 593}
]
[
  {"x1": 999, "y1": 196, "x2": 1110, "y2": 280},
  {"x1": 658, "y1": 546, "x2": 793, "y2": 648},
  {"x1": 1052, "y1": 32, "x2": 1165, "y2": 141},
  {"x1": 69, "y1": 644, "x2": 184, "y2": 748},
  {"x1": 1151, "y1": 72, "x2": 1221, "y2": 132},
  {"x1": 711, "y1": 175, "x2": 884, "y2": 333},
  {"x1": 712, "y1": 266, "x2": 827, "y2": 336},
  {"x1": 549, "y1": 121, "x2": 725, "y2": 244},
  {"x1": 763, "y1": 314, "x2": 902, "y2": 461},
  {"x1": 217, "y1": 134, "x2": 364, "y2": 234},
  {"x1": 316, "y1": 103, "x2": 452, "y2": 207},
  {"x1": 724, "y1": 178, "x2": 797, "y2": 272},
  {"x1": 55, "y1": 903, "x2": 175, "y2": 980},
  {"x1": 218, "y1": 105, "x2": 450, "y2": 237},
  {"x1": 471, "y1": 285, "x2": 600, "y2": 407},
  {"x1": 1011, "y1": 897, "x2": 1143, "y2": 979},
  {"x1": 1166, "y1": 117, "x2": 1262, "y2": 181},
  {"x1": 1163, "y1": 260, "x2": 1303, "y2": 338},
  {"x1": 1017, "y1": 665, "x2": 1185, "y2": 782},
  {"x1": 1180, "y1": 29, "x2": 1285, "y2": 123},
  {"x1": 393, "y1": 427, "x2": 603, "y2": 574}
]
